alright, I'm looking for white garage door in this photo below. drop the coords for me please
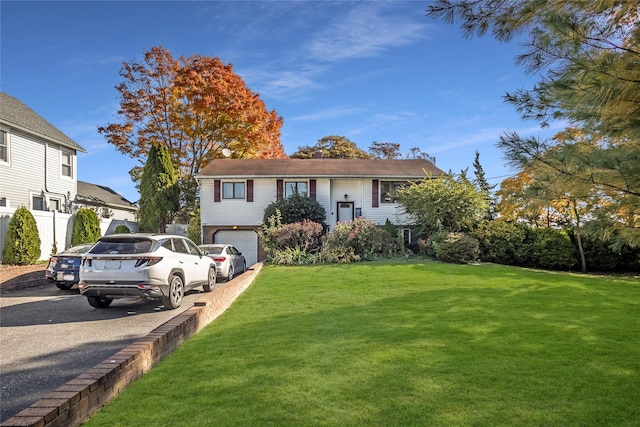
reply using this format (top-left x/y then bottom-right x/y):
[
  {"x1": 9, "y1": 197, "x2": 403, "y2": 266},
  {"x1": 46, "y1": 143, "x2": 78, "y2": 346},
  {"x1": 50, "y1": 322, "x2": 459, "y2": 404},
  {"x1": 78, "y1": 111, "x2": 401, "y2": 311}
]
[{"x1": 214, "y1": 230, "x2": 258, "y2": 268}]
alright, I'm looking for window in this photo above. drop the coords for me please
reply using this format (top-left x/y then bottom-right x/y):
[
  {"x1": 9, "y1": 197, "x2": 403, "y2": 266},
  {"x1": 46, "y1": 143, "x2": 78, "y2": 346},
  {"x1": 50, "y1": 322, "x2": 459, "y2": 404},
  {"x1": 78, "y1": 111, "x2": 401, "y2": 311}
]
[
  {"x1": 402, "y1": 228, "x2": 412, "y2": 245},
  {"x1": 0, "y1": 130, "x2": 7, "y2": 162},
  {"x1": 380, "y1": 181, "x2": 406, "y2": 203},
  {"x1": 61, "y1": 151, "x2": 73, "y2": 177},
  {"x1": 0, "y1": 197, "x2": 6, "y2": 207},
  {"x1": 32, "y1": 195, "x2": 46, "y2": 211},
  {"x1": 222, "y1": 182, "x2": 245, "y2": 199},
  {"x1": 285, "y1": 181, "x2": 308, "y2": 198}
]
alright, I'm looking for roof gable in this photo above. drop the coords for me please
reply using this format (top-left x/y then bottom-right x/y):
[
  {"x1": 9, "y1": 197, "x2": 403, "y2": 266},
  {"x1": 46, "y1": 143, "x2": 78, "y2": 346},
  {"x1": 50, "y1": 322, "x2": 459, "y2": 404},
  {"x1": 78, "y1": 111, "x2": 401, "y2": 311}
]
[
  {"x1": 76, "y1": 181, "x2": 137, "y2": 210},
  {"x1": 0, "y1": 92, "x2": 87, "y2": 153},
  {"x1": 198, "y1": 159, "x2": 445, "y2": 179}
]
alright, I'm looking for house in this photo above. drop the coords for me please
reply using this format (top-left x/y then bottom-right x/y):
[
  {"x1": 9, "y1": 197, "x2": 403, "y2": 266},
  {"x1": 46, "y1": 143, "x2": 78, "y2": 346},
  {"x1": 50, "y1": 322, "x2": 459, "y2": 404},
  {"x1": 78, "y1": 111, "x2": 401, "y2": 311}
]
[
  {"x1": 75, "y1": 181, "x2": 138, "y2": 233},
  {"x1": 196, "y1": 158, "x2": 445, "y2": 266},
  {"x1": 0, "y1": 92, "x2": 137, "y2": 260},
  {"x1": 0, "y1": 91, "x2": 87, "y2": 212}
]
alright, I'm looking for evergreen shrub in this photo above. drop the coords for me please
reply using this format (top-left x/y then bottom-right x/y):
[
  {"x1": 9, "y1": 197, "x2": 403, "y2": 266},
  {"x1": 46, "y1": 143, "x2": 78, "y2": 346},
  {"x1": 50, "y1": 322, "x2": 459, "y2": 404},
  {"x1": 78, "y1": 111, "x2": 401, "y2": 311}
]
[
  {"x1": 71, "y1": 208, "x2": 101, "y2": 246},
  {"x1": 263, "y1": 192, "x2": 326, "y2": 225},
  {"x1": 2, "y1": 206, "x2": 41, "y2": 265},
  {"x1": 114, "y1": 224, "x2": 131, "y2": 234}
]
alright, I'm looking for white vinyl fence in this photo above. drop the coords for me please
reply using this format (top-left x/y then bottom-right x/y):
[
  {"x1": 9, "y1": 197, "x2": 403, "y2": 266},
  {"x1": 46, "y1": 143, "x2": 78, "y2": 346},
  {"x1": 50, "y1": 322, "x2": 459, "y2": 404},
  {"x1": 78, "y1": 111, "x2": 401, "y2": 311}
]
[{"x1": 0, "y1": 207, "x2": 138, "y2": 262}]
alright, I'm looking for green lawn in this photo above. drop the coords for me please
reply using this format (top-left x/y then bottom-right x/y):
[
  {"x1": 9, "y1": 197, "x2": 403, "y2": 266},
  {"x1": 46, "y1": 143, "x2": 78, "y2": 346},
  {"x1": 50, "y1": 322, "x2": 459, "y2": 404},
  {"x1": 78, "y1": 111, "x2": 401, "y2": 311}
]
[{"x1": 84, "y1": 262, "x2": 639, "y2": 427}]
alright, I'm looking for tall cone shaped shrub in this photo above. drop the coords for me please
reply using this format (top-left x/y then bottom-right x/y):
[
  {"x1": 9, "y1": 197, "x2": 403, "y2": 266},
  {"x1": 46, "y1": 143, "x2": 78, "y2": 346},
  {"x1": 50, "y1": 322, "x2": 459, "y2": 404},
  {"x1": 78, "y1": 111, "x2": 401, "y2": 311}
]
[
  {"x1": 2, "y1": 206, "x2": 41, "y2": 265},
  {"x1": 71, "y1": 208, "x2": 101, "y2": 246}
]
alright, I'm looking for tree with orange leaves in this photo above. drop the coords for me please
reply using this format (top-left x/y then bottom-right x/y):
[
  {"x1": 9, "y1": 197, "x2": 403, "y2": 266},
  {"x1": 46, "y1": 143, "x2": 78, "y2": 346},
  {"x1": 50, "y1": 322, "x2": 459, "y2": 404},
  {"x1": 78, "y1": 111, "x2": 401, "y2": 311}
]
[
  {"x1": 98, "y1": 46, "x2": 285, "y2": 222},
  {"x1": 99, "y1": 46, "x2": 285, "y2": 175}
]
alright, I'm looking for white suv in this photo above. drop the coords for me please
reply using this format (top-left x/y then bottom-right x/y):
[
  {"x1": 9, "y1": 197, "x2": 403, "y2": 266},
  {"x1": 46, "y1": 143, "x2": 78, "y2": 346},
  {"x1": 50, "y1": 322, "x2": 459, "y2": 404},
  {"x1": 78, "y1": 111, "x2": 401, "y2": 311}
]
[{"x1": 79, "y1": 234, "x2": 217, "y2": 309}]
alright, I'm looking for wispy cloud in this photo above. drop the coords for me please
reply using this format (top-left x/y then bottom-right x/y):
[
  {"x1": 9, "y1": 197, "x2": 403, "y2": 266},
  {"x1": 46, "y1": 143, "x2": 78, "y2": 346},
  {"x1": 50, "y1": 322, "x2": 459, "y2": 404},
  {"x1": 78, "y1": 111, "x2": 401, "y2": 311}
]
[
  {"x1": 304, "y1": 3, "x2": 428, "y2": 61},
  {"x1": 290, "y1": 106, "x2": 364, "y2": 122},
  {"x1": 239, "y1": 2, "x2": 430, "y2": 100}
]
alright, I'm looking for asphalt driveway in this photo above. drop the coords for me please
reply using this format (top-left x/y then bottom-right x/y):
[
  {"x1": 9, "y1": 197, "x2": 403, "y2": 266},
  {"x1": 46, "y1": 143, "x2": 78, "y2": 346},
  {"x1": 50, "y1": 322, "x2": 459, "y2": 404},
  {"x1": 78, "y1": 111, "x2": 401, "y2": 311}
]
[{"x1": 0, "y1": 282, "x2": 207, "y2": 422}]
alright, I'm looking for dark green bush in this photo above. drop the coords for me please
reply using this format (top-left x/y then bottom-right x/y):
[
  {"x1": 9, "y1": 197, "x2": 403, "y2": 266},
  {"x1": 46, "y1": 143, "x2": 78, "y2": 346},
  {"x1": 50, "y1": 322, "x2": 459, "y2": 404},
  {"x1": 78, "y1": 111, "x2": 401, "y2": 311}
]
[
  {"x1": 71, "y1": 208, "x2": 101, "y2": 246},
  {"x1": 114, "y1": 224, "x2": 131, "y2": 234},
  {"x1": 574, "y1": 234, "x2": 640, "y2": 272},
  {"x1": 263, "y1": 193, "x2": 326, "y2": 225},
  {"x1": 2, "y1": 207, "x2": 41, "y2": 265},
  {"x1": 429, "y1": 232, "x2": 479, "y2": 264},
  {"x1": 523, "y1": 227, "x2": 575, "y2": 270},
  {"x1": 471, "y1": 220, "x2": 526, "y2": 265}
]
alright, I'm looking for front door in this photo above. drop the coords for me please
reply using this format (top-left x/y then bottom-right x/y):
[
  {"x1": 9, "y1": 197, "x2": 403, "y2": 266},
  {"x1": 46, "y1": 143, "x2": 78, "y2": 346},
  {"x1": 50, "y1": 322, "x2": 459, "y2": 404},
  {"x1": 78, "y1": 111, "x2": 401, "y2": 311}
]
[{"x1": 337, "y1": 202, "x2": 354, "y2": 222}]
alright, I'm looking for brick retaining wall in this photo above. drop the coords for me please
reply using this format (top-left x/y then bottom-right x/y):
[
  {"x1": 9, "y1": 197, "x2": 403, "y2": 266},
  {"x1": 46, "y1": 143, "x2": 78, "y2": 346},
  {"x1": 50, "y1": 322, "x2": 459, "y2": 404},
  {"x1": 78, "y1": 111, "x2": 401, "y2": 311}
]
[
  {"x1": 0, "y1": 263, "x2": 263, "y2": 427},
  {"x1": 0, "y1": 265, "x2": 48, "y2": 291}
]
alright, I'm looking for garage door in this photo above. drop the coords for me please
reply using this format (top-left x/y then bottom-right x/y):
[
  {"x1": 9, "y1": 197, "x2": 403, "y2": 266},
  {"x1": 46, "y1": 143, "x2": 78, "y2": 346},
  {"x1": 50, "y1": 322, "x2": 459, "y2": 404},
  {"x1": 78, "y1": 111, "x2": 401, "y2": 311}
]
[{"x1": 214, "y1": 230, "x2": 258, "y2": 268}]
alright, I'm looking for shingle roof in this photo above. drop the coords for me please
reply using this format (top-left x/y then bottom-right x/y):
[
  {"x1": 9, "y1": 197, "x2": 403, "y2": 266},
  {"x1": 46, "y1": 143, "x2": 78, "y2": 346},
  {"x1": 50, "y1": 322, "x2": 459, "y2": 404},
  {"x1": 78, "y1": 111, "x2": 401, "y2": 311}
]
[
  {"x1": 76, "y1": 181, "x2": 137, "y2": 210},
  {"x1": 198, "y1": 159, "x2": 445, "y2": 179},
  {"x1": 0, "y1": 92, "x2": 87, "y2": 153}
]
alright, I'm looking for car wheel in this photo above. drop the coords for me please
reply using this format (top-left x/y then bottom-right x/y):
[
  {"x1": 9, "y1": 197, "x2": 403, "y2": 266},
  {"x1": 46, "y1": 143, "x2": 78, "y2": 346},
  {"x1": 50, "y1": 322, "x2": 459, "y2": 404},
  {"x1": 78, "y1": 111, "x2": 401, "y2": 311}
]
[
  {"x1": 87, "y1": 296, "x2": 113, "y2": 308},
  {"x1": 163, "y1": 274, "x2": 184, "y2": 309},
  {"x1": 56, "y1": 283, "x2": 74, "y2": 290},
  {"x1": 241, "y1": 261, "x2": 246, "y2": 273},
  {"x1": 203, "y1": 267, "x2": 216, "y2": 292},
  {"x1": 227, "y1": 265, "x2": 234, "y2": 281}
]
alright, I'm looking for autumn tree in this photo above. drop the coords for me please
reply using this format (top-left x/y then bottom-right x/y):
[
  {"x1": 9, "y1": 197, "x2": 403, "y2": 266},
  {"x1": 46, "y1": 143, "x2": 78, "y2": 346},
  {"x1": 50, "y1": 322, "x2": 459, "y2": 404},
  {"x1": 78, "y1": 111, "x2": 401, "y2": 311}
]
[
  {"x1": 139, "y1": 143, "x2": 179, "y2": 233},
  {"x1": 98, "y1": 46, "x2": 286, "y2": 220},
  {"x1": 291, "y1": 136, "x2": 372, "y2": 159},
  {"x1": 369, "y1": 141, "x2": 401, "y2": 159},
  {"x1": 427, "y1": 1, "x2": 640, "y2": 248}
]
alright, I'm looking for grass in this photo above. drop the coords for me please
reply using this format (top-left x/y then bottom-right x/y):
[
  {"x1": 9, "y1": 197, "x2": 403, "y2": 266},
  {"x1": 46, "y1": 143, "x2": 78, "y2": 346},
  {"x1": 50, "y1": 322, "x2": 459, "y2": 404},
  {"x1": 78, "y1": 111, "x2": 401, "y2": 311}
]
[{"x1": 84, "y1": 261, "x2": 639, "y2": 426}]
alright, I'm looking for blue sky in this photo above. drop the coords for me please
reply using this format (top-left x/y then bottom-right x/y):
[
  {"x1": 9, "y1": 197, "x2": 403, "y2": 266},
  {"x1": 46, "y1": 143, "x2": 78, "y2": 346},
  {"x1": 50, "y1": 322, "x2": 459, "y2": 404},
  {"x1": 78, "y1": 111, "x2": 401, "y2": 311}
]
[{"x1": 1, "y1": 0, "x2": 561, "y2": 203}]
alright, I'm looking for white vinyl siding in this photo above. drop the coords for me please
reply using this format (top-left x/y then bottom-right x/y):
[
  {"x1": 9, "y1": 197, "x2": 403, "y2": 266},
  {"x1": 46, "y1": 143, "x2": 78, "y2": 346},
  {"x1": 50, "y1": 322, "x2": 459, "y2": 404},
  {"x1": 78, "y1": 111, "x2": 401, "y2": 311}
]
[{"x1": 0, "y1": 129, "x2": 77, "y2": 208}]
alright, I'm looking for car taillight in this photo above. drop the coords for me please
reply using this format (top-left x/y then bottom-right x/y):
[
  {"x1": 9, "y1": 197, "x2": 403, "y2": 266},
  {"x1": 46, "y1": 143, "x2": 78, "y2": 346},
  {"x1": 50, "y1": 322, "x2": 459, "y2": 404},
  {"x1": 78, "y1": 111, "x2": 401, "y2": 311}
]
[
  {"x1": 135, "y1": 257, "x2": 163, "y2": 267},
  {"x1": 212, "y1": 256, "x2": 226, "y2": 262}
]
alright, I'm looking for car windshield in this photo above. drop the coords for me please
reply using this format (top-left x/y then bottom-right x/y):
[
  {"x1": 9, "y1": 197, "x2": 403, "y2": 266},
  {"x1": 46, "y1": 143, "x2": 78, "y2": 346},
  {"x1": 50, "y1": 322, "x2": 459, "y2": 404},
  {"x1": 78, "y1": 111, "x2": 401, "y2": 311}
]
[
  {"x1": 203, "y1": 247, "x2": 223, "y2": 255},
  {"x1": 89, "y1": 238, "x2": 153, "y2": 254},
  {"x1": 64, "y1": 245, "x2": 92, "y2": 254}
]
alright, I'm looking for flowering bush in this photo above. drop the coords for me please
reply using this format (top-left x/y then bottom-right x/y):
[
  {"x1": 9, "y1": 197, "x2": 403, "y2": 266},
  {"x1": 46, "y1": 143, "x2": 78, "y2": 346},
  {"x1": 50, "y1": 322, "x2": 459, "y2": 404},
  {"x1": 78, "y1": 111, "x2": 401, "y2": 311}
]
[{"x1": 320, "y1": 217, "x2": 398, "y2": 262}]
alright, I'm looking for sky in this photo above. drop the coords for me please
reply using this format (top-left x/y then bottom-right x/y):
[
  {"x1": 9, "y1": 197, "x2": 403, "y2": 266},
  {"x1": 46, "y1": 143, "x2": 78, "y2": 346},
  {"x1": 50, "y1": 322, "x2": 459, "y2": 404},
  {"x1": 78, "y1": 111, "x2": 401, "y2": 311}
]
[{"x1": 1, "y1": 0, "x2": 563, "y2": 203}]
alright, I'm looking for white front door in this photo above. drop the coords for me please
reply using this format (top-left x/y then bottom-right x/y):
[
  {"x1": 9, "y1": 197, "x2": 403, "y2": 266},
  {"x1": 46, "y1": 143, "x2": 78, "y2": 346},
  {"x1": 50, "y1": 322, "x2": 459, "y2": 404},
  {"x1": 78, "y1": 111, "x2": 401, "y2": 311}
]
[{"x1": 337, "y1": 202, "x2": 354, "y2": 223}]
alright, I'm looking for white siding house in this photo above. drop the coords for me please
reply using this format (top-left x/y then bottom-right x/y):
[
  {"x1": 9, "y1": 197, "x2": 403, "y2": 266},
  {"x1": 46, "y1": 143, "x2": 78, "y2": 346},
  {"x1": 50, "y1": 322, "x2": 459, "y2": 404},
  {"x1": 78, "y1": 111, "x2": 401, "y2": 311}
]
[
  {"x1": 196, "y1": 158, "x2": 445, "y2": 266},
  {"x1": 0, "y1": 92, "x2": 138, "y2": 261},
  {"x1": 0, "y1": 92, "x2": 86, "y2": 213}
]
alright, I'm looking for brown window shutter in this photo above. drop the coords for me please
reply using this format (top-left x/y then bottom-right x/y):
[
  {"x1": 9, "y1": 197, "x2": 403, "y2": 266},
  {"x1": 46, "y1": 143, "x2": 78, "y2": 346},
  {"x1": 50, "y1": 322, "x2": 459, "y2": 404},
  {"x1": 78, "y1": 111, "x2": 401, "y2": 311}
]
[
  {"x1": 309, "y1": 179, "x2": 317, "y2": 201},
  {"x1": 247, "y1": 180, "x2": 254, "y2": 202},
  {"x1": 276, "y1": 179, "x2": 284, "y2": 200},
  {"x1": 372, "y1": 179, "x2": 379, "y2": 208},
  {"x1": 214, "y1": 180, "x2": 221, "y2": 202}
]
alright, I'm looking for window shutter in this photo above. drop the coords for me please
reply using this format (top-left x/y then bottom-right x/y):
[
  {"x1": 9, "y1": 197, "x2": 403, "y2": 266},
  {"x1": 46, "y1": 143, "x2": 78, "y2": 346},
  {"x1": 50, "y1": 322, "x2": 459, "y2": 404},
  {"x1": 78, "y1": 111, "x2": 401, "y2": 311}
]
[
  {"x1": 309, "y1": 179, "x2": 317, "y2": 201},
  {"x1": 372, "y1": 179, "x2": 379, "y2": 208},
  {"x1": 214, "y1": 180, "x2": 221, "y2": 202},
  {"x1": 247, "y1": 180, "x2": 254, "y2": 202},
  {"x1": 276, "y1": 179, "x2": 284, "y2": 200}
]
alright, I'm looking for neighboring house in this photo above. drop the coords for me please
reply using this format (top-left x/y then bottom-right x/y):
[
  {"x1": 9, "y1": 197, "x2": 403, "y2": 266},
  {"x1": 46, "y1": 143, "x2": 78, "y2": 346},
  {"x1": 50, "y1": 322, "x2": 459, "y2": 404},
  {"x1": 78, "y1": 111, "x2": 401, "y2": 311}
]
[
  {"x1": 0, "y1": 91, "x2": 86, "y2": 212},
  {"x1": 196, "y1": 158, "x2": 445, "y2": 266},
  {"x1": 75, "y1": 181, "x2": 138, "y2": 233},
  {"x1": 0, "y1": 92, "x2": 137, "y2": 260}
]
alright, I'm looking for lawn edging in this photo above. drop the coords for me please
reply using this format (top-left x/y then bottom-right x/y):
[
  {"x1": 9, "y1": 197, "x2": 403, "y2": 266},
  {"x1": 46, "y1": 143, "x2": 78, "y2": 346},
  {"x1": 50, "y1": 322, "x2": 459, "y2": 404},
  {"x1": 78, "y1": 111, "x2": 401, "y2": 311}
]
[{"x1": 1, "y1": 263, "x2": 263, "y2": 427}]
